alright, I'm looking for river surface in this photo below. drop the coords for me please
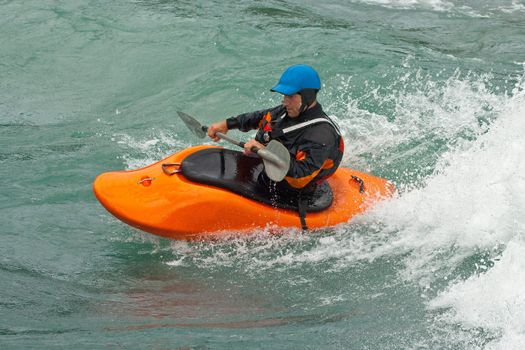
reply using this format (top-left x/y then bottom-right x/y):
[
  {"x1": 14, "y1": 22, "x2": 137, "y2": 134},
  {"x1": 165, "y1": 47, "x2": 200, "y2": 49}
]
[{"x1": 1, "y1": 0, "x2": 525, "y2": 349}]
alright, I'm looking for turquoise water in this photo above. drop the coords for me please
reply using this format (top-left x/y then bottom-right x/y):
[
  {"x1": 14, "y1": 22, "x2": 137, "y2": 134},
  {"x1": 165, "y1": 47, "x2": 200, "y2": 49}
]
[{"x1": 2, "y1": 0, "x2": 525, "y2": 348}]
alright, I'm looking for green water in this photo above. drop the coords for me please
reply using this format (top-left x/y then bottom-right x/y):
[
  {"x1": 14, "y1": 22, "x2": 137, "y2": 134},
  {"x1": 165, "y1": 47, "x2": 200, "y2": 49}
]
[{"x1": 2, "y1": 1, "x2": 525, "y2": 349}]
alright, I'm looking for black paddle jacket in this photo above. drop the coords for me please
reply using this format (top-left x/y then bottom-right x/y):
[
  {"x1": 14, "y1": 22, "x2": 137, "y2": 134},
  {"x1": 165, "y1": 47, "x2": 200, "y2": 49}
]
[{"x1": 226, "y1": 103, "x2": 344, "y2": 192}]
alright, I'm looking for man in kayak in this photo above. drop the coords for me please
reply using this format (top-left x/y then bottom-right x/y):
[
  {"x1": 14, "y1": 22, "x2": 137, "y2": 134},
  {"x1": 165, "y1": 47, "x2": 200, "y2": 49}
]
[{"x1": 207, "y1": 64, "x2": 344, "y2": 225}]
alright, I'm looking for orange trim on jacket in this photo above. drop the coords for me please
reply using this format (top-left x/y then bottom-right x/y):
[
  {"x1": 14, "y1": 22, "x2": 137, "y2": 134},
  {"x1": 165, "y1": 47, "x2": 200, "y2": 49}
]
[
  {"x1": 258, "y1": 112, "x2": 272, "y2": 130},
  {"x1": 284, "y1": 159, "x2": 335, "y2": 189},
  {"x1": 295, "y1": 150, "x2": 307, "y2": 161}
]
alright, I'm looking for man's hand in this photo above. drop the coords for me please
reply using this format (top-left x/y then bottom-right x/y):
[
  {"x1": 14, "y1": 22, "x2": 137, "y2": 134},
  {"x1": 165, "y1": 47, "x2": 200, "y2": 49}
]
[
  {"x1": 243, "y1": 139, "x2": 265, "y2": 155},
  {"x1": 207, "y1": 120, "x2": 228, "y2": 142}
]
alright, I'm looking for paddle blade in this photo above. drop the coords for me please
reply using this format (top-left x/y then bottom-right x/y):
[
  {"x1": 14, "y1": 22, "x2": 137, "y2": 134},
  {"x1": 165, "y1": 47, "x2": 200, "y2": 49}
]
[
  {"x1": 259, "y1": 140, "x2": 291, "y2": 182},
  {"x1": 177, "y1": 111, "x2": 207, "y2": 138}
]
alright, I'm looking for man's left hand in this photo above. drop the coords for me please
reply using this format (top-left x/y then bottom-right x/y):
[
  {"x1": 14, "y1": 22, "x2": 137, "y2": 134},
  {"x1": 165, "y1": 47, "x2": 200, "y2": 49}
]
[{"x1": 243, "y1": 139, "x2": 265, "y2": 155}]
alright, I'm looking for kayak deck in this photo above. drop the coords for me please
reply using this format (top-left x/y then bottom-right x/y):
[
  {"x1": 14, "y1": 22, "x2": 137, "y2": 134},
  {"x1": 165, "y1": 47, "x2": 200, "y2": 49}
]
[{"x1": 180, "y1": 147, "x2": 333, "y2": 212}]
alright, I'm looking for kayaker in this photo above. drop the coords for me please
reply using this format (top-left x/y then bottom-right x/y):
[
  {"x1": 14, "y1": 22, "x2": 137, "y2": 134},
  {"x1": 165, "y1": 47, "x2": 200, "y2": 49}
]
[{"x1": 207, "y1": 64, "x2": 344, "y2": 221}]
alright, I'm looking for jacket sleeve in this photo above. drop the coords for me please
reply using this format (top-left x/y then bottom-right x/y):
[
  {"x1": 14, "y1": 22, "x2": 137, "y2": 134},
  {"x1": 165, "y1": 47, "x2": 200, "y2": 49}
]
[
  {"x1": 226, "y1": 105, "x2": 284, "y2": 132},
  {"x1": 284, "y1": 124, "x2": 339, "y2": 189}
]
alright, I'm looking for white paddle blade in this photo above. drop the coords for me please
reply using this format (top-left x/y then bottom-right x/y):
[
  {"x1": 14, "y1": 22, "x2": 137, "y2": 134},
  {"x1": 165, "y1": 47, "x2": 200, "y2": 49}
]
[
  {"x1": 177, "y1": 111, "x2": 207, "y2": 138},
  {"x1": 259, "y1": 140, "x2": 291, "y2": 182}
]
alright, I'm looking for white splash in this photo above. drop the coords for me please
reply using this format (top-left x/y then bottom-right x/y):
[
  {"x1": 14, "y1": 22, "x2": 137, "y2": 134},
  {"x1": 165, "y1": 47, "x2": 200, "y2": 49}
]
[
  {"x1": 429, "y1": 239, "x2": 525, "y2": 349},
  {"x1": 327, "y1": 70, "x2": 507, "y2": 176},
  {"x1": 355, "y1": 0, "x2": 525, "y2": 16},
  {"x1": 112, "y1": 129, "x2": 189, "y2": 169},
  {"x1": 356, "y1": 0, "x2": 454, "y2": 11},
  {"x1": 362, "y1": 70, "x2": 525, "y2": 348}
]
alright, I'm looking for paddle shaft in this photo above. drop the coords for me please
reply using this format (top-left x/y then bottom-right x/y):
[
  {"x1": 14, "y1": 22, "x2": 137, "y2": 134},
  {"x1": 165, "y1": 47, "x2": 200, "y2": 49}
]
[
  {"x1": 201, "y1": 126, "x2": 261, "y2": 155},
  {"x1": 201, "y1": 126, "x2": 288, "y2": 168},
  {"x1": 177, "y1": 111, "x2": 290, "y2": 181}
]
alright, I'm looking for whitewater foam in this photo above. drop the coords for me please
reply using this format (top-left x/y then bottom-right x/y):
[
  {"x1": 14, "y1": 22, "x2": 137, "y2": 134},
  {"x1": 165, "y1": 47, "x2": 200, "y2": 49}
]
[
  {"x1": 363, "y1": 70, "x2": 525, "y2": 348},
  {"x1": 111, "y1": 129, "x2": 190, "y2": 169},
  {"x1": 356, "y1": 0, "x2": 454, "y2": 11},
  {"x1": 427, "y1": 238, "x2": 525, "y2": 348}
]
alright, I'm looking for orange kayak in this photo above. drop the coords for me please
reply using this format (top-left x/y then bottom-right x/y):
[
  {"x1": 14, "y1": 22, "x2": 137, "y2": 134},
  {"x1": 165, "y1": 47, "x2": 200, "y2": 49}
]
[{"x1": 93, "y1": 145, "x2": 395, "y2": 240}]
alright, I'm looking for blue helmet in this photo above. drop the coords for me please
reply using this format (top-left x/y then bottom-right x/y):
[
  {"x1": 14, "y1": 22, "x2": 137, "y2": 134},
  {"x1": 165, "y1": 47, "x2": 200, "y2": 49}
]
[{"x1": 270, "y1": 64, "x2": 321, "y2": 96}]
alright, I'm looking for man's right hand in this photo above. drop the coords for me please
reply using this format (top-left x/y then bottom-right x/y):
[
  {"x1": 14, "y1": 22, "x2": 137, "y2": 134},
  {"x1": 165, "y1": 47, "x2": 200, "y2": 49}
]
[{"x1": 207, "y1": 120, "x2": 228, "y2": 142}]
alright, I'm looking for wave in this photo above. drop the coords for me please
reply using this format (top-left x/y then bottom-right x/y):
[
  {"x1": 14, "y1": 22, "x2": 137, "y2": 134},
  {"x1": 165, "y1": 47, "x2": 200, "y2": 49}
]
[
  {"x1": 115, "y1": 64, "x2": 525, "y2": 348},
  {"x1": 364, "y1": 68, "x2": 525, "y2": 348}
]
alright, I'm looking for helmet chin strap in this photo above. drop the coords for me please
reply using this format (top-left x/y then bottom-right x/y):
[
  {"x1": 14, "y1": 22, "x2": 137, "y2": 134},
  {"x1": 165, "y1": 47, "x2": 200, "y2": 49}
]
[
  {"x1": 298, "y1": 88, "x2": 318, "y2": 115},
  {"x1": 299, "y1": 101, "x2": 309, "y2": 114}
]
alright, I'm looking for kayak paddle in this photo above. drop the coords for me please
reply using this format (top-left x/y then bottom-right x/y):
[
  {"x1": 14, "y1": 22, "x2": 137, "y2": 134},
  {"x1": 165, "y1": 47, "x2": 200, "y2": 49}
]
[{"x1": 177, "y1": 111, "x2": 290, "y2": 182}]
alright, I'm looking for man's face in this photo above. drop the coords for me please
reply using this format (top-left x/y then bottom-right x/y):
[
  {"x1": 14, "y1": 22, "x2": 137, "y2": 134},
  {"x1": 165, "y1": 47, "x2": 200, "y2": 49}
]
[{"x1": 283, "y1": 94, "x2": 302, "y2": 118}]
